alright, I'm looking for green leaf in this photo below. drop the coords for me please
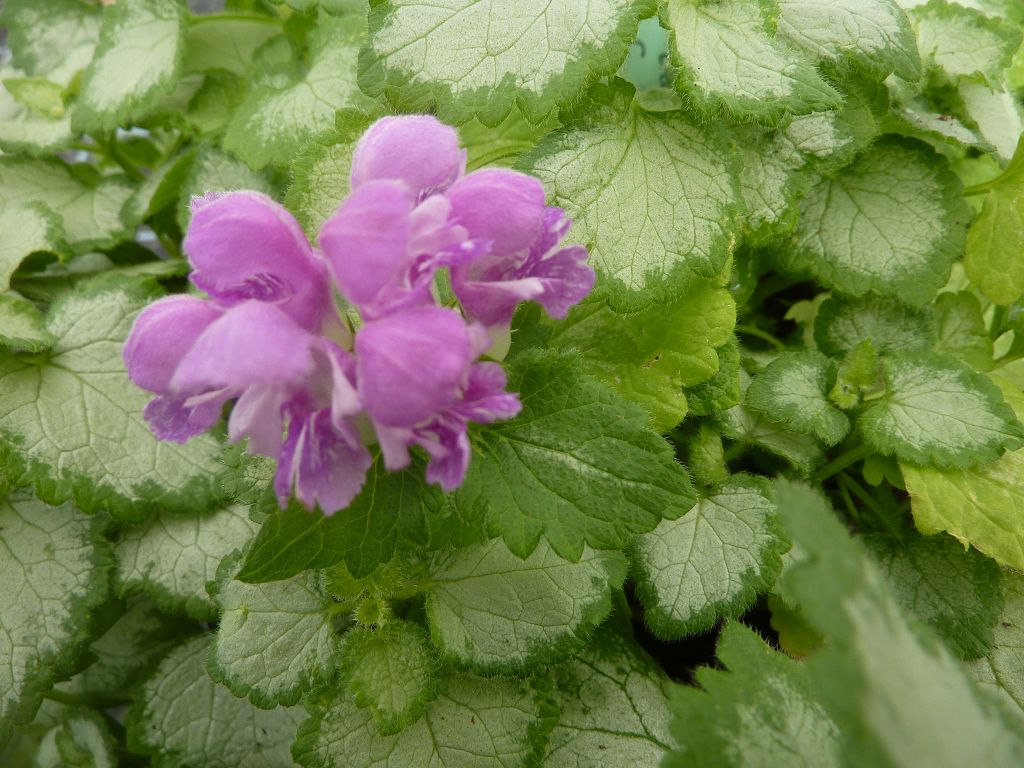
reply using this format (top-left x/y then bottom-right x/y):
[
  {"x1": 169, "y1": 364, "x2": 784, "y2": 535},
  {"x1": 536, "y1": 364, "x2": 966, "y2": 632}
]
[
  {"x1": 284, "y1": 112, "x2": 374, "y2": 237},
  {"x1": 965, "y1": 150, "x2": 1024, "y2": 306},
  {"x1": 128, "y1": 635, "x2": 305, "y2": 768},
  {"x1": 35, "y1": 710, "x2": 117, "y2": 768},
  {"x1": 360, "y1": 0, "x2": 653, "y2": 126},
  {"x1": 177, "y1": 144, "x2": 274, "y2": 231},
  {"x1": 74, "y1": 0, "x2": 186, "y2": 134},
  {"x1": 662, "y1": 0, "x2": 841, "y2": 123},
  {"x1": 858, "y1": 352, "x2": 1023, "y2": 468},
  {"x1": 0, "y1": 202, "x2": 64, "y2": 291},
  {"x1": 0, "y1": 700, "x2": 62, "y2": 766},
  {"x1": 813, "y1": 295, "x2": 935, "y2": 357},
  {"x1": 633, "y1": 476, "x2": 786, "y2": 638},
  {"x1": 544, "y1": 613, "x2": 673, "y2": 766},
  {"x1": 425, "y1": 537, "x2": 626, "y2": 673},
  {"x1": 211, "y1": 567, "x2": 340, "y2": 708},
  {"x1": 0, "y1": 293, "x2": 56, "y2": 353},
  {"x1": 0, "y1": 280, "x2": 227, "y2": 519},
  {"x1": 911, "y1": 0, "x2": 1022, "y2": 86},
  {"x1": 958, "y1": 81, "x2": 1024, "y2": 163},
  {"x1": 520, "y1": 80, "x2": 742, "y2": 310},
  {"x1": 733, "y1": 126, "x2": 806, "y2": 245},
  {"x1": 776, "y1": 138, "x2": 969, "y2": 306},
  {"x1": 782, "y1": 80, "x2": 885, "y2": 169},
  {"x1": 340, "y1": 621, "x2": 439, "y2": 735},
  {"x1": 124, "y1": 149, "x2": 197, "y2": 225},
  {"x1": 0, "y1": 75, "x2": 74, "y2": 156},
  {"x1": 775, "y1": 0, "x2": 921, "y2": 80},
  {"x1": 57, "y1": 596, "x2": 182, "y2": 706},
  {"x1": 865, "y1": 531, "x2": 1003, "y2": 660},
  {"x1": 460, "y1": 106, "x2": 561, "y2": 171},
  {"x1": 542, "y1": 286, "x2": 736, "y2": 431},
  {"x1": 664, "y1": 622, "x2": 841, "y2": 768},
  {"x1": 456, "y1": 350, "x2": 696, "y2": 560},
  {"x1": 0, "y1": 0, "x2": 102, "y2": 86},
  {"x1": 968, "y1": 572, "x2": 1024, "y2": 717},
  {"x1": 0, "y1": 158, "x2": 134, "y2": 252},
  {"x1": 293, "y1": 673, "x2": 547, "y2": 768},
  {"x1": 224, "y1": 15, "x2": 375, "y2": 169},
  {"x1": 933, "y1": 291, "x2": 994, "y2": 370},
  {"x1": 716, "y1": 370, "x2": 827, "y2": 474},
  {"x1": 116, "y1": 504, "x2": 260, "y2": 621},
  {"x1": 774, "y1": 479, "x2": 1024, "y2": 767},
  {"x1": 685, "y1": 338, "x2": 741, "y2": 417},
  {"x1": 746, "y1": 351, "x2": 850, "y2": 445},
  {"x1": 0, "y1": 492, "x2": 109, "y2": 746},
  {"x1": 238, "y1": 458, "x2": 442, "y2": 583},
  {"x1": 183, "y1": 14, "x2": 283, "y2": 76}
]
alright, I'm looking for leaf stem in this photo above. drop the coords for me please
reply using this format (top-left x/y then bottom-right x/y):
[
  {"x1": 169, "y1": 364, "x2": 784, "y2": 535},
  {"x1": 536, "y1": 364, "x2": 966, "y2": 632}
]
[
  {"x1": 838, "y1": 472, "x2": 904, "y2": 539},
  {"x1": 104, "y1": 138, "x2": 146, "y2": 182},
  {"x1": 735, "y1": 324, "x2": 786, "y2": 351},
  {"x1": 813, "y1": 443, "x2": 873, "y2": 483}
]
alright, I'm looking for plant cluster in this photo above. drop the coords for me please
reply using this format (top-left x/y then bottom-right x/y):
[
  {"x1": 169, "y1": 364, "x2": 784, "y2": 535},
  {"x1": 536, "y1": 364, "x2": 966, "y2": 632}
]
[{"x1": 1, "y1": 0, "x2": 1024, "y2": 766}]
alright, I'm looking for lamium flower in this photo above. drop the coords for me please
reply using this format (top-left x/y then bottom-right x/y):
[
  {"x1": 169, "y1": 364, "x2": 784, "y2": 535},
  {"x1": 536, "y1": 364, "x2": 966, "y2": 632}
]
[{"x1": 124, "y1": 114, "x2": 594, "y2": 515}]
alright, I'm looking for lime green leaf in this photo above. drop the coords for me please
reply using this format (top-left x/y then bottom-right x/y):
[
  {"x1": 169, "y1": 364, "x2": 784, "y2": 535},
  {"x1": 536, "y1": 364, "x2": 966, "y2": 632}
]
[
  {"x1": 747, "y1": 351, "x2": 850, "y2": 445},
  {"x1": 293, "y1": 673, "x2": 546, "y2": 768},
  {"x1": 686, "y1": 423, "x2": 730, "y2": 489},
  {"x1": 776, "y1": 138, "x2": 969, "y2": 306},
  {"x1": 116, "y1": 504, "x2": 260, "y2": 621},
  {"x1": 813, "y1": 295, "x2": 935, "y2": 357},
  {"x1": 965, "y1": 173, "x2": 1024, "y2": 307},
  {"x1": 0, "y1": 75, "x2": 73, "y2": 156},
  {"x1": 360, "y1": 0, "x2": 653, "y2": 126},
  {"x1": 662, "y1": 0, "x2": 841, "y2": 123},
  {"x1": 774, "y1": 479, "x2": 1024, "y2": 767},
  {"x1": 968, "y1": 572, "x2": 1024, "y2": 716},
  {"x1": 341, "y1": 621, "x2": 439, "y2": 735},
  {"x1": 912, "y1": 0, "x2": 1022, "y2": 85},
  {"x1": 859, "y1": 352, "x2": 1023, "y2": 468},
  {"x1": 934, "y1": 292, "x2": 994, "y2": 370},
  {"x1": 0, "y1": 0, "x2": 102, "y2": 86},
  {"x1": 520, "y1": 80, "x2": 742, "y2": 310},
  {"x1": 717, "y1": 370, "x2": 827, "y2": 474},
  {"x1": 211, "y1": 568, "x2": 340, "y2": 708},
  {"x1": 128, "y1": 635, "x2": 305, "y2": 768},
  {"x1": 177, "y1": 144, "x2": 274, "y2": 231},
  {"x1": 783, "y1": 80, "x2": 885, "y2": 168},
  {"x1": 0, "y1": 159, "x2": 135, "y2": 252},
  {"x1": 0, "y1": 493, "x2": 109, "y2": 746},
  {"x1": 902, "y1": 449, "x2": 1024, "y2": 570},
  {"x1": 285, "y1": 112, "x2": 374, "y2": 237},
  {"x1": 238, "y1": 459, "x2": 441, "y2": 583},
  {"x1": 57, "y1": 596, "x2": 182, "y2": 706},
  {"x1": 456, "y1": 350, "x2": 696, "y2": 560},
  {"x1": 633, "y1": 476, "x2": 786, "y2": 638},
  {"x1": 776, "y1": 0, "x2": 920, "y2": 79},
  {"x1": 865, "y1": 531, "x2": 1003, "y2": 659},
  {"x1": 0, "y1": 293, "x2": 56, "y2": 353},
  {"x1": 224, "y1": 15, "x2": 375, "y2": 169},
  {"x1": 35, "y1": 710, "x2": 117, "y2": 768},
  {"x1": 685, "y1": 339, "x2": 741, "y2": 417},
  {"x1": 664, "y1": 622, "x2": 841, "y2": 768},
  {"x1": 545, "y1": 614, "x2": 673, "y2": 766},
  {"x1": 425, "y1": 538, "x2": 626, "y2": 672},
  {"x1": 183, "y1": 14, "x2": 283, "y2": 76},
  {"x1": 542, "y1": 286, "x2": 736, "y2": 431},
  {"x1": 74, "y1": 0, "x2": 186, "y2": 134},
  {"x1": 0, "y1": 280, "x2": 227, "y2": 519}
]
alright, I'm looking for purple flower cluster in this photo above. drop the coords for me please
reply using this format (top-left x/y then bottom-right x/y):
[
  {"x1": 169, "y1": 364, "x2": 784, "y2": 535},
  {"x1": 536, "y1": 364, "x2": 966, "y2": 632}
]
[{"x1": 124, "y1": 116, "x2": 594, "y2": 514}]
